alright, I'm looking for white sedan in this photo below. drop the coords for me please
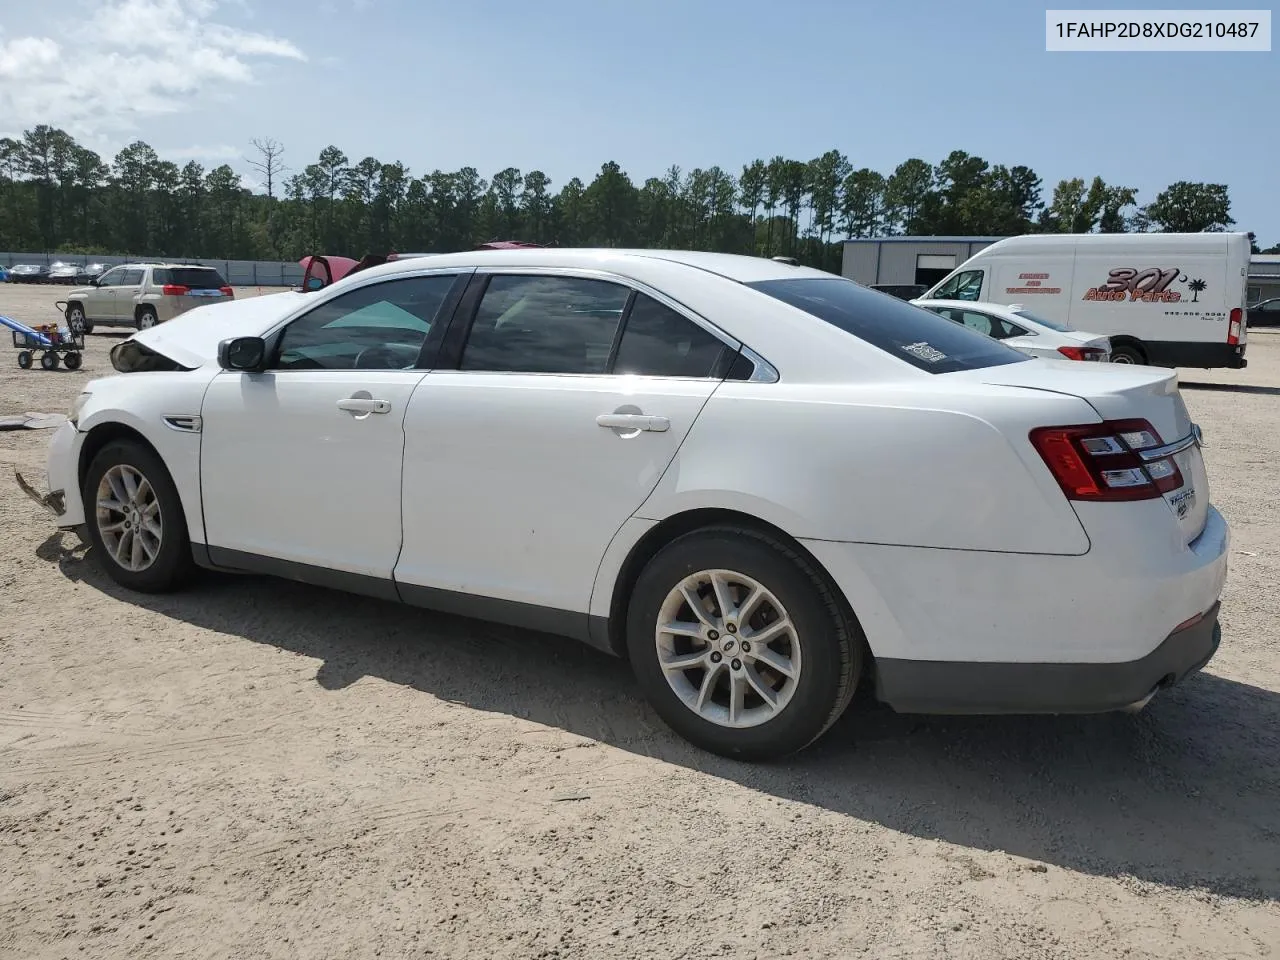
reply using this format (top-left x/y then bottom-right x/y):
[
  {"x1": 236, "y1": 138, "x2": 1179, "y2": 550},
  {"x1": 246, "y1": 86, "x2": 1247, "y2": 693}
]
[
  {"x1": 913, "y1": 297, "x2": 1113, "y2": 361},
  {"x1": 21, "y1": 250, "x2": 1229, "y2": 759}
]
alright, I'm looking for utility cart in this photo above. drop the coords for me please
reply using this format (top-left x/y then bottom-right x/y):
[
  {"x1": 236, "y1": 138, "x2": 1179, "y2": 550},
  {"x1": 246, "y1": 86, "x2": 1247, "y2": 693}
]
[{"x1": 2, "y1": 310, "x2": 85, "y2": 370}]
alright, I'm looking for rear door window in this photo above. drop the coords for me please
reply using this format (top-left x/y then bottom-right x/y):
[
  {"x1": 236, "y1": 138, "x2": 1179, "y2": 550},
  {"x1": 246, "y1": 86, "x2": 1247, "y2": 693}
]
[
  {"x1": 954, "y1": 310, "x2": 1026, "y2": 340},
  {"x1": 460, "y1": 275, "x2": 630, "y2": 374},
  {"x1": 746, "y1": 277, "x2": 1026, "y2": 374},
  {"x1": 119, "y1": 269, "x2": 144, "y2": 287}
]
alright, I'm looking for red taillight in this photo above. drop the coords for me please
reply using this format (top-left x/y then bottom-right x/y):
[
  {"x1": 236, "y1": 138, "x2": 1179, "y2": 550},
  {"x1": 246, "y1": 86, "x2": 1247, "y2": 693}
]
[
  {"x1": 1029, "y1": 418, "x2": 1184, "y2": 502},
  {"x1": 1057, "y1": 345, "x2": 1106, "y2": 361},
  {"x1": 161, "y1": 284, "x2": 189, "y2": 296},
  {"x1": 219, "y1": 286, "x2": 234, "y2": 298},
  {"x1": 1227, "y1": 307, "x2": 1242, "y2": 345}
]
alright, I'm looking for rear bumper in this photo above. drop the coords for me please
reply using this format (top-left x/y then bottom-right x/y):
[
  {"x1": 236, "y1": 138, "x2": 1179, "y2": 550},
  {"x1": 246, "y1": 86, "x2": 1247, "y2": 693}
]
[
  {"x1": 802, "y1": 503, "x2": 1229, "y2": 714},
  {"x1": 873, "y1": 603, "x2": 1221, "y2": 714},
  {"x1": 1143, "y1": 339, "x2": 1247, "y2": 369}
]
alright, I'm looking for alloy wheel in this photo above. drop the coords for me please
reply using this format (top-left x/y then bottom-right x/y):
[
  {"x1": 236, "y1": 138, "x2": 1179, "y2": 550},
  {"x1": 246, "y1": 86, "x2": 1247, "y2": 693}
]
[
  {"x1": 654, "y1": 568, "x2": 802, "y2": 728},
  {"x1": 95, "y1": 464, "x2": 164, "y2": 572}
]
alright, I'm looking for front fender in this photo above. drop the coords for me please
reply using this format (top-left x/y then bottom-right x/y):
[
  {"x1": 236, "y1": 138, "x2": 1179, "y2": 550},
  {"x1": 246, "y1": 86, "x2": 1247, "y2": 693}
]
[{"x1": 72, "y1": 372, "x2": 214, "y2": 544}]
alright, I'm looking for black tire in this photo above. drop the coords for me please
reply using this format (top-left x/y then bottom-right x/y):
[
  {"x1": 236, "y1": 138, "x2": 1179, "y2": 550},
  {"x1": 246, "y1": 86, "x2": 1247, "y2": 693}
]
[
  {"x1": 63, "y1": 351, "x2": 83, "y2": 371},
  {"x1": 17, "y1": 351, "x2": 32, "y2": 369},
  {"x1": 626, "y1": 525, "x2": 862, "y2": 760},
  {"x1": 82, "y1": 440, "x2": 195, "y2": 593},
  {"x1": 66, "y1": 302, "x2": 89, "y2": 335},
  {"x1": 1110, "y1": 343, "x2": 1145, "y2": 365},
  {"x1": 40, "y1": 351, "x2": 59, "y2": 370},
  {"x1": 135, "y1": 307, "x2": 158, "y2": 330}
]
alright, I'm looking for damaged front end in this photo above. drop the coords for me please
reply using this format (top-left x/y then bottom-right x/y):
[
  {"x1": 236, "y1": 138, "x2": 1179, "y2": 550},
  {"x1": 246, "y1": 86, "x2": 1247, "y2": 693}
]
[
  {"x1": 14, "y1": 468, "x2": 66, "y2": 517},
  {"x1": 110, "y1": 339, "x2": 194, "y2": 374}
]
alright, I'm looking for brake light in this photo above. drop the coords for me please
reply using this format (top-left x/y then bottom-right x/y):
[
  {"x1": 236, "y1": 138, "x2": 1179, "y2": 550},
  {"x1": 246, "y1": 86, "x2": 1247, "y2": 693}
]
[
  {"x1": 1227, "y1": 307, "x2": 1242, "y2": 345},
  {"x1": 161, "y1": 284, "x2": 189, "y2": 296},
  {"x1": 1057, "y1": 345, "x2": 1107, "y2": 361},
  {"x1": 219, "y1": 286, "x2": 235, "y2": 298},
  {"x1": 1029, "y1": 418, "x2": 1184, "y2": 502}
]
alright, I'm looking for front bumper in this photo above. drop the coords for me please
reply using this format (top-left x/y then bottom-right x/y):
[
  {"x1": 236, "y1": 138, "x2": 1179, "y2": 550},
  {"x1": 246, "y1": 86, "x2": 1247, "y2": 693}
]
[
  {"x1": 873, "y1": 601, "x2": 1222, "y2": 715},
  {"x1": 15, "y1": 420, "x2": 85, "y2": 528}
]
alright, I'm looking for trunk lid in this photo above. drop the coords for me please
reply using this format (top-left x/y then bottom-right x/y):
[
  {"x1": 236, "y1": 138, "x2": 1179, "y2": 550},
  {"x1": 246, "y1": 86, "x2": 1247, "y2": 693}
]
[{"x1": 959, "y1": 360, "x2": 1208, "y2": 543}]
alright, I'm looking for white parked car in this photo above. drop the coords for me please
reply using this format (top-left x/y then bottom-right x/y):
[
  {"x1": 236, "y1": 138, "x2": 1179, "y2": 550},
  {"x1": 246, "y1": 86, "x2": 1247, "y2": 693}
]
[
  {"x1": 913, "y1": 298, "x2": 1113, "y2": 362},
  {"x1": 19, "y1": 250, "x2": 1229, "y2": 760}
]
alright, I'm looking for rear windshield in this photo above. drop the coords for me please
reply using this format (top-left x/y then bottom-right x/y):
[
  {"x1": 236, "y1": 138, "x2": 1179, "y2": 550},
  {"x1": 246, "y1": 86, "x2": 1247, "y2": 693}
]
[
  {"x1": 154, "y1": 267, "x2": 227, "y2": 289},
  {"x1": 746, "y1": 277, "x2": 1027, "y2": 374},
  {"x1": 1010, "y1": 307, "x2": 1071, "y2": 333}
]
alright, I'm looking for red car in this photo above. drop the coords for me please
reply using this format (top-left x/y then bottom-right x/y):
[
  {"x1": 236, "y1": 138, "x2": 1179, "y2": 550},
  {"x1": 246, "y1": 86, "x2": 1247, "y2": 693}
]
[{"x1": 298, "y1": 242, "x2": 545, "y2": 292}]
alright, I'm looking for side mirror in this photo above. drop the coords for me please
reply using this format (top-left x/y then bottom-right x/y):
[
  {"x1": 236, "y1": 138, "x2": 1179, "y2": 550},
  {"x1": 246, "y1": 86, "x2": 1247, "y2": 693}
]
[{"x1": 218, "y1": 336, "x2": 267, "y2": 371}]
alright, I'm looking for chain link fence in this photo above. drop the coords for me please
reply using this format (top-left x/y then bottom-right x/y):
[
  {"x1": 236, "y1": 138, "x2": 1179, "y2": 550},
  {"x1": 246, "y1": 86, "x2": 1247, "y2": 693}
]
[{"x1": 1, "y1": 252, "x2": 303, "y2": 288}]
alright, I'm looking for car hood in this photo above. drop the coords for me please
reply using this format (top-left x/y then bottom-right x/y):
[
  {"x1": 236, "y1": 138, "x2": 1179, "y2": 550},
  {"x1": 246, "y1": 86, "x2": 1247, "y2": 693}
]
[{"x1": 126, "y1": 291, "x2": 307, "y2": 368}]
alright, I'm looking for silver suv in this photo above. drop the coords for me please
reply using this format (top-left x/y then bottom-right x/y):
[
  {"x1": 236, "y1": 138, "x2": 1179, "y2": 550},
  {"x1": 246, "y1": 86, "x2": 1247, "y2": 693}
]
[{"x1": 65, "y1": 263, "x2": 234, "y2": 334}]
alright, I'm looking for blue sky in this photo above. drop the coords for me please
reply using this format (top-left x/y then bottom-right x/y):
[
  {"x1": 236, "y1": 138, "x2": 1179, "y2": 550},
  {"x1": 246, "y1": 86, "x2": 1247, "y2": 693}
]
[{"x1": 1, "y1": 0, "x2": 1276, "y2": 242}]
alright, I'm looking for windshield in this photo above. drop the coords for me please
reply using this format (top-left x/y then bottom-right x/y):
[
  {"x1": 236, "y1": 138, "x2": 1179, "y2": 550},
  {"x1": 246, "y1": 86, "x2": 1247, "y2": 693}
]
[
  {"x1": 1010, "y1": 307, "x2": 1072, "y2": 333},
  {"x1": 746, "y1": 277, "x2": 1027, "y2": 374}
]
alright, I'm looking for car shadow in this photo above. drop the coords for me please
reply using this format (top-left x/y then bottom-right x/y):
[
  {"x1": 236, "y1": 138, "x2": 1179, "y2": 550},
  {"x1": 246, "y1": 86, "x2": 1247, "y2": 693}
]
[
  {"x1": 47, "y1": 535, "x2": 1280, "y2": 902},
  {"x1": 1180, "y1": 381, "x2": 1280, "y2": 397}
]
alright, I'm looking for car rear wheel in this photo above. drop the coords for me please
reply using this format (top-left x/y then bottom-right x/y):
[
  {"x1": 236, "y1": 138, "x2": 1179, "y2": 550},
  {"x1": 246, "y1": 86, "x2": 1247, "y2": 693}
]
[
  {"x1": 82, "y1": 440, "x2": 194, "y2": 593},
  {"x1": 626, "y1": 526, "x2": 861, "y2": 760},
  {"x1": 136, "y1": 307, "x2": 158, "y2": 330}
]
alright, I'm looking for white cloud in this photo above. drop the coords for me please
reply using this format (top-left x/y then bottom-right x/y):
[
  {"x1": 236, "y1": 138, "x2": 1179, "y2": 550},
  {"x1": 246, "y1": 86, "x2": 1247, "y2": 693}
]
[
  {"x1": 161, "y1": 144, "x2": 241, "y2": 161},
  {"x1": 0, "y1": 0, "x2": 305, "y2": 142}
]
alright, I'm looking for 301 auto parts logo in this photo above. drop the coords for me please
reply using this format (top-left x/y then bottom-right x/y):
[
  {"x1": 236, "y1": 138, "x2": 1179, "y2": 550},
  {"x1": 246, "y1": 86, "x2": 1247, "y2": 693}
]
[{"x1": 1082, "y1": 267, "x2": 1207, "y2": 304}]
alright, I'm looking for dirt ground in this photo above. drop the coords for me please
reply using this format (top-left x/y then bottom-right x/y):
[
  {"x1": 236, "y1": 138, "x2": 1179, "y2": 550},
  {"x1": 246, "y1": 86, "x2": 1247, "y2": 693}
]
[{"x1": 1, "y1": 281, "x2": 1277, "y2": 960}]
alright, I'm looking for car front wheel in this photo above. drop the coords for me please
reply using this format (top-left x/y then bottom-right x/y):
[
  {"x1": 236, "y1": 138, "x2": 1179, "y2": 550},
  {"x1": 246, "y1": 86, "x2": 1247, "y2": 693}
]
[
  {"x1": 82, "y1": 440, "x2": 194, "y2": 593},
  {"x1": 627, "y1": 526, "x2": 861, "y2": 760}
]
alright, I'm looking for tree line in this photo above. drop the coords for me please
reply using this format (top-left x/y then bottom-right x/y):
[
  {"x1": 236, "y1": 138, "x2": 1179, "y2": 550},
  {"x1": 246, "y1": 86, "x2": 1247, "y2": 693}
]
[{"x1": 1, "y1": 125, "x2": 1275, "y2": 271}]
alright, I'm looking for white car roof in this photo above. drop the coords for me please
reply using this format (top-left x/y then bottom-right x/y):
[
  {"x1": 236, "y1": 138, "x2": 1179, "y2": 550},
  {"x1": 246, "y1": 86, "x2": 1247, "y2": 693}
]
[{"x1": 370, "y1": 248, "x2": 834, "y2": 285}]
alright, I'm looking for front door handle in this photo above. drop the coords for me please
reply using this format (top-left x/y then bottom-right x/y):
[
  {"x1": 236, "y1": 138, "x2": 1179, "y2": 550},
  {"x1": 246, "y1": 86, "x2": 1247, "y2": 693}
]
[
  {"x1": 596, "y1": 413, "x2": 670, "y2": 433},
  {"x1": 337, "y1": 397, "x2": 391, "y2": 415}
]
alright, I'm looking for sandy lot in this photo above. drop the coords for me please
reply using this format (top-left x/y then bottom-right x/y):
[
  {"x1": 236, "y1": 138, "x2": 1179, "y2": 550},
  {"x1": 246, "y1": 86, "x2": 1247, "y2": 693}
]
[{"x1": 1, "y1": 282, "x2": 1278, "y2": 960}]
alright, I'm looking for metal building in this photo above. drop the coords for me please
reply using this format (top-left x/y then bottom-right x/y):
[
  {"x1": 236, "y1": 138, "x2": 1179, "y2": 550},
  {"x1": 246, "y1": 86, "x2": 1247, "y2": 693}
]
[
  {"x1": 840, "y1": 236, "x2": 1004, "y2": 289},
  {"x1": 1248, "y1": 255, "x2": 1280, "y2": 304}
]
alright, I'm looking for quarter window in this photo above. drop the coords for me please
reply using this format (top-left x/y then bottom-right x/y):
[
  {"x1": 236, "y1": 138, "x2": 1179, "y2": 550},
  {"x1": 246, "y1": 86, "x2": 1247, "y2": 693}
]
[
  {"x1": 613, "y1": 294, "x2": 729, "y2": 378},
  {"x1": 460, "y1": 275, "x2": 630, "y2": 374},
  {"x1": 274, "y1": 274, "x2": 457, "y2": 371}
]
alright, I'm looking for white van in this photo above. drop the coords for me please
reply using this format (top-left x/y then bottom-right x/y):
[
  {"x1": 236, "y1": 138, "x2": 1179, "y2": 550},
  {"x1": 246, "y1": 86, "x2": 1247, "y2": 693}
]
[{"x1": 921, "y1": 232, "x2": 1251, "y2": 369}]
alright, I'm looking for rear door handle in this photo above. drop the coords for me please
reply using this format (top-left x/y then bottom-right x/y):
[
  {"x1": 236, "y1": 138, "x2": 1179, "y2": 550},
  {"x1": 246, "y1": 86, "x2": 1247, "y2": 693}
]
[
  {"x1": 596, "y1": 413, "x2": 670, "y2": 432},
  {"x1": 337, "y1": 397, "x2": 391, "y2": 415}
]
